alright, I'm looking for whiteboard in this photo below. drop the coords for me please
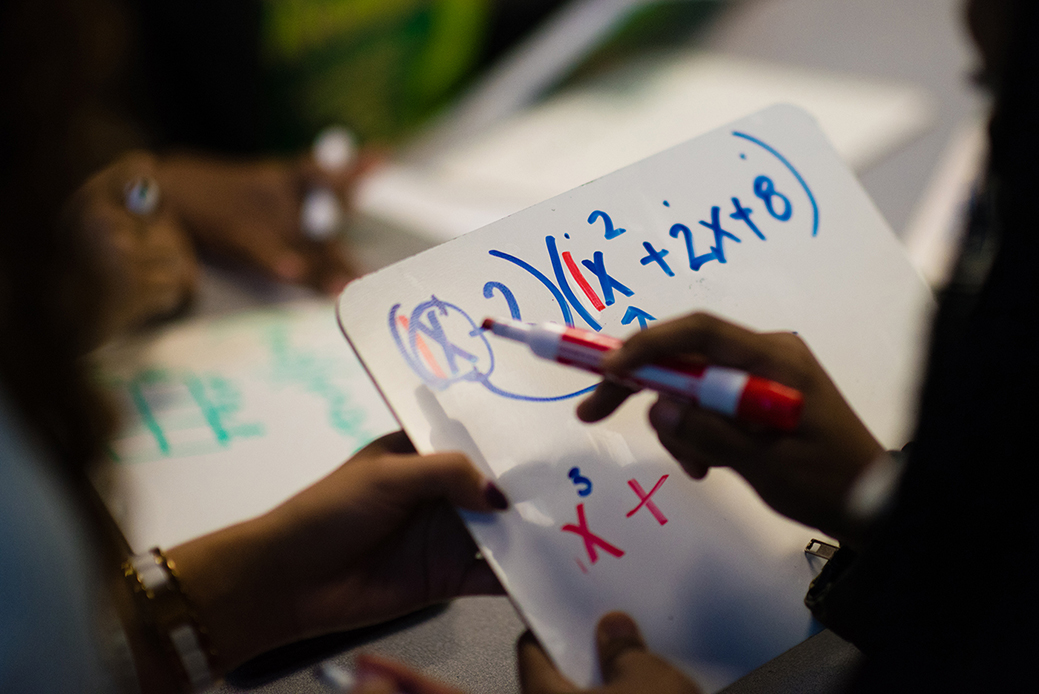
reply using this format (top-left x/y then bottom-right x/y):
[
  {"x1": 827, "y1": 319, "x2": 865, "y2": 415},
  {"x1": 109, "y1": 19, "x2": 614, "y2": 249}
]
[{"x1": 338, "y1": 105, "x2": 933, "y2": 691}]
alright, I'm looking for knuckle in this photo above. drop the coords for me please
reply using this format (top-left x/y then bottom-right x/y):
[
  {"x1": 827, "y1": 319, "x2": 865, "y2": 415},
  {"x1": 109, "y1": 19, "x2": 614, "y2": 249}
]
[
  {"x1": 685, "y1": 311, "x2": 728, "y2": 338},
  {"x1": 619, "y1": 327, "x2": 652, "y2": 355},
  {"x1": 687, "y1": 310, "x2": 720, "y2": 328},
  {"x1": 770, "y1": 330, "x2": 809, "y2": 353}
]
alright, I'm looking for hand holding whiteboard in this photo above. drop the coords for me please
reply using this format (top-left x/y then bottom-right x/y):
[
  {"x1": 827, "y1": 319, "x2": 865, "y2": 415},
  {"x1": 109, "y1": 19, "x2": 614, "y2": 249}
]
[{"x1": 337, "y1": 105, "x2": 932, "y2": 690}]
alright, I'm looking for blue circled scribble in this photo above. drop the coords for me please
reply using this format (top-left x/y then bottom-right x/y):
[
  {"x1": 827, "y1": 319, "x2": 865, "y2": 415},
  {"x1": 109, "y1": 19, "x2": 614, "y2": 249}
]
[
  {"x1": 390, "y1": 298, "x2": 595, "y2": 402},
  {"x1": 389, "y1": 298, "x2": 494, "y2": 390},
  {"x1": 732, "y1": 131, "x2": 819, "y2": 236}
]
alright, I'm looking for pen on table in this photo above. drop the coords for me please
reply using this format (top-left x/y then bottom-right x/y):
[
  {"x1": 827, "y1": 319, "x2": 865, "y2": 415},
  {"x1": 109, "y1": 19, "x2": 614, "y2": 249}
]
[
  {"x1": 301, "y1": 126, "x2": 356, "y2": 241},
  {"x1": 482, "y1": 317, "x2": 804, "y2": 432}
]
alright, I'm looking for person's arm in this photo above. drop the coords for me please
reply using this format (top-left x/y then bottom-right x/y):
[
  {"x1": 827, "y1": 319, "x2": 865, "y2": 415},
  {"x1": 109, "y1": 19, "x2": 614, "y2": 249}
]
[
  {"x1": 155, "y1": 149, "x2": 377, "y2": 296},
  {"x1": 113, "y1": 431, "x2": 507, "y2": 691},
  {"x1": 67, "y1": 146, "x2": 379, "y2": 341},
  {"x1": 67, "y1": 151, "x2": 198, "y2": 341},
  {"x1": 577, "y1": 312, "x2": 885, "y2": 547}
]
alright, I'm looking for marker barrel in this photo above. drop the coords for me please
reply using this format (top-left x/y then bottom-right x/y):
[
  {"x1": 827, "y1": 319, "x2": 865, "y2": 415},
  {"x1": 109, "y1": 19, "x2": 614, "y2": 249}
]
[{"x1": 484, "y1": 318, "x2": 803, "y2": 432}]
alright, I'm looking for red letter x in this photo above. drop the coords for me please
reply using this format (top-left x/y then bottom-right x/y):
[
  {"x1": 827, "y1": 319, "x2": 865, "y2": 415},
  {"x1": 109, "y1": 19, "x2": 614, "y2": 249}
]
[
  {"x1": 561, "y1": 503, "x2": 625, "y2": 564},
  {"x1": 626, "y1": 475, "x2": 669, "y2": 525}
]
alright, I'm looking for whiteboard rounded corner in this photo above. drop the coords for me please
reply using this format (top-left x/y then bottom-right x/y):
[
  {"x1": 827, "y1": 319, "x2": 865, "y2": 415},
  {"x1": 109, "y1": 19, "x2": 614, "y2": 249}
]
[{"x1": 756, "y1": 102, "x2": 824, "y2": 130}]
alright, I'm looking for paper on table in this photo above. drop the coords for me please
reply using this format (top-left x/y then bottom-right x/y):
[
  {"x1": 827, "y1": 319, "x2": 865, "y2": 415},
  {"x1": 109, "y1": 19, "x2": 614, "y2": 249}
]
[
  {"x1": 92, "y1": 301, "x2": 398, "y2": 551},
  {"x1": 356, "y1": 53, "x2": 934, "y2": 242}
]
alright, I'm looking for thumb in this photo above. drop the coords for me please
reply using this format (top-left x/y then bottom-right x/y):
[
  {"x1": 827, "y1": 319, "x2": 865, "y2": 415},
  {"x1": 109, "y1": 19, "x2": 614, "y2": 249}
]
[
  {"x1": 596, "y1": 613, "x2": 704, "y2": 694},
  {"x1": 596, "y1": 612, "x2": 648, "y2": 682},
  {"x1": 355, "y1": 444, "x2": 510, "y2": 514}
]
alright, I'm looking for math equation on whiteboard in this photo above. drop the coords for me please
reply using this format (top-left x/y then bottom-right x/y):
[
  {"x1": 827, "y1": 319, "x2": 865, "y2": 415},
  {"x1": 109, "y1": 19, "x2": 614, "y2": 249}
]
[{"x1": 388, "y1": 131, "x2": 819, "y2": 402}]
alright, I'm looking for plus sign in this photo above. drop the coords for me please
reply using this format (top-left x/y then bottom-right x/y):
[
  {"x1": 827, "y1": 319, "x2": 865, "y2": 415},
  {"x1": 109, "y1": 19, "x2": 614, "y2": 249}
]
[
  {"x1": 639, "y1": 241, "x2": 674, "y2": 277},
  {"x1": 626, "y1": 475, "x2": 669, "y2": 525}
]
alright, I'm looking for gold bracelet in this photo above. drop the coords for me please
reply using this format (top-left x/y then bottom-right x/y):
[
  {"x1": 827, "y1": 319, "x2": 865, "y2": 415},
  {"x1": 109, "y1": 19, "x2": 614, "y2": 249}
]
[{"x1": 123, "y1": 548, "x2": 219, "y2": 692}]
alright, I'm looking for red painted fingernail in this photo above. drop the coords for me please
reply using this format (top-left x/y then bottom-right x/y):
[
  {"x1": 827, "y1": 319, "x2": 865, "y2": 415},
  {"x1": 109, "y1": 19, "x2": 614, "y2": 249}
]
[{"x1": 484, "y1": 481, "x2": 509, "y2": 510}]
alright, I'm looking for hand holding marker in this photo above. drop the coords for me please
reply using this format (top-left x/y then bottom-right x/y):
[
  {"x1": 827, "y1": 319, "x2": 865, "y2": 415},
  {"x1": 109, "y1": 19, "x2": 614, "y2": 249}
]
[
  {"x1": 301, "y1": 126, "x2": 356, "y2": 241},
  {"x1": 482, "y1": 317, "x2": 804, "y2": 431}
]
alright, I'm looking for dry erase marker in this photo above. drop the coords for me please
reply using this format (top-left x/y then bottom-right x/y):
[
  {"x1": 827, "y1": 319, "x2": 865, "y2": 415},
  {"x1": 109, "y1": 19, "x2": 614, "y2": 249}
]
[
  {"x1": 482, "y1": 317, "x2": 803, "y2": 431},
  {"x1": 301, "y1": 126, "x2": 356, "y2": 241}
]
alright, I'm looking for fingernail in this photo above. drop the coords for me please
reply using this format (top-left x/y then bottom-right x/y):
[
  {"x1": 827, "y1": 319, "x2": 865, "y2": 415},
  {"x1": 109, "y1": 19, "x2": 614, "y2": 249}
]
[
  {"x1": 599, "y1": 612, "x2": 639, "y2": 641},
  {"x1": 484, "y1": 481, "x2": 509, "y2": 510}
]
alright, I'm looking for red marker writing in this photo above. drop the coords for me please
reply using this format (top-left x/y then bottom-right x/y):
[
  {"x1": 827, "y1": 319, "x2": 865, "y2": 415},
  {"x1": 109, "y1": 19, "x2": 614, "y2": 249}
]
[{"x1": 482, "y1": 317, "x2": 803, "y2": 432}]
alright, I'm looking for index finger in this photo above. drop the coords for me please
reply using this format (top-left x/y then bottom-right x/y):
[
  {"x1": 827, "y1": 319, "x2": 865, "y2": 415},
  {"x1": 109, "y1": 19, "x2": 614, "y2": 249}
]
[{"x1": 576, "y1": 378, "x2": 639, "y2": 423}]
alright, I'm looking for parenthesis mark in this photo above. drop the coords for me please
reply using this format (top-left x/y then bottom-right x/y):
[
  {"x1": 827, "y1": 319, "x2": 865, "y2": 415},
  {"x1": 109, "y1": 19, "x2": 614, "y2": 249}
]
[{"x1": 732, "y1": 131, "x2": 819, "y2": 236}]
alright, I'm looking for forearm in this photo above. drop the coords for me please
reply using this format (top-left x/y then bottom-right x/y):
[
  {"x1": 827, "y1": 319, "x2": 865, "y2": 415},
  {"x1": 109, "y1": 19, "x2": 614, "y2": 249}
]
[
  {"x1": 163, "y1": 513, "x2": 299, "y2": 676},
  {"x1": 113, "y1": 513, "x2": 300, "y2": 692}
]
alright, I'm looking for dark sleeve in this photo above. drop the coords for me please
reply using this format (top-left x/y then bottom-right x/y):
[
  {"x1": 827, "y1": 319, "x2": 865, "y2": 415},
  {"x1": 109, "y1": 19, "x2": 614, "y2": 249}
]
[
  {"x1": 802, "y1": 208, "x2": 1038, "y2": 692},
  {"x1": 802, "y1": 458, "x2": 1033, "y2": 693},
  {"x1": 803, "y1": 446, "x2": 912, "y2": 653}
]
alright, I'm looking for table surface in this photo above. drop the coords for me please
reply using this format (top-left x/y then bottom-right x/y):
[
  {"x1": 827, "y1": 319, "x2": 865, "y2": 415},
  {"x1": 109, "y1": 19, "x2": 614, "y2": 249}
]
[{"x1": 204, "y1": 1, "x2": 985, "y2": 691}]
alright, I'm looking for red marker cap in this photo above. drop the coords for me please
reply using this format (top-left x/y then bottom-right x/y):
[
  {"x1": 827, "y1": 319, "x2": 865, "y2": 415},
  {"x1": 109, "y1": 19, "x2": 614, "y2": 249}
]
[{"x1": 736, "y1": 377, "x2": 803, "y2": 432}]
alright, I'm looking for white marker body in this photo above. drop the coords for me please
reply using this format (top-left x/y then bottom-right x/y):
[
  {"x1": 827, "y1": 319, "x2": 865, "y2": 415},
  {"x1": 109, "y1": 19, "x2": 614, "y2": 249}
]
[{"x1": 486, "y1": 318, "x2": 751, "y2": 419}]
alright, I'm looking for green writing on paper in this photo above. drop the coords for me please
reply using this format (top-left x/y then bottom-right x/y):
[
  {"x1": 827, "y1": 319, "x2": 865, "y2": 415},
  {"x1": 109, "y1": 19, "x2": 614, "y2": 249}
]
[
  {"x1": 107, "y1": 368, "x2": 265, "y2": 463},
  {"x1": 263, "y1": 321, "x2": 370, "y2": 437},
  {"x1": 104, "y1": 305, "x2": 381, "y2": 464}
]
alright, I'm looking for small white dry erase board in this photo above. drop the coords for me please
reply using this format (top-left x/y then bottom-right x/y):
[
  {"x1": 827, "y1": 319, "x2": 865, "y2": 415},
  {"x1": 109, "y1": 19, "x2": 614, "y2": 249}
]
[{"x1": 337, "y1": 105, "x2": 933, "y2": 691}]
